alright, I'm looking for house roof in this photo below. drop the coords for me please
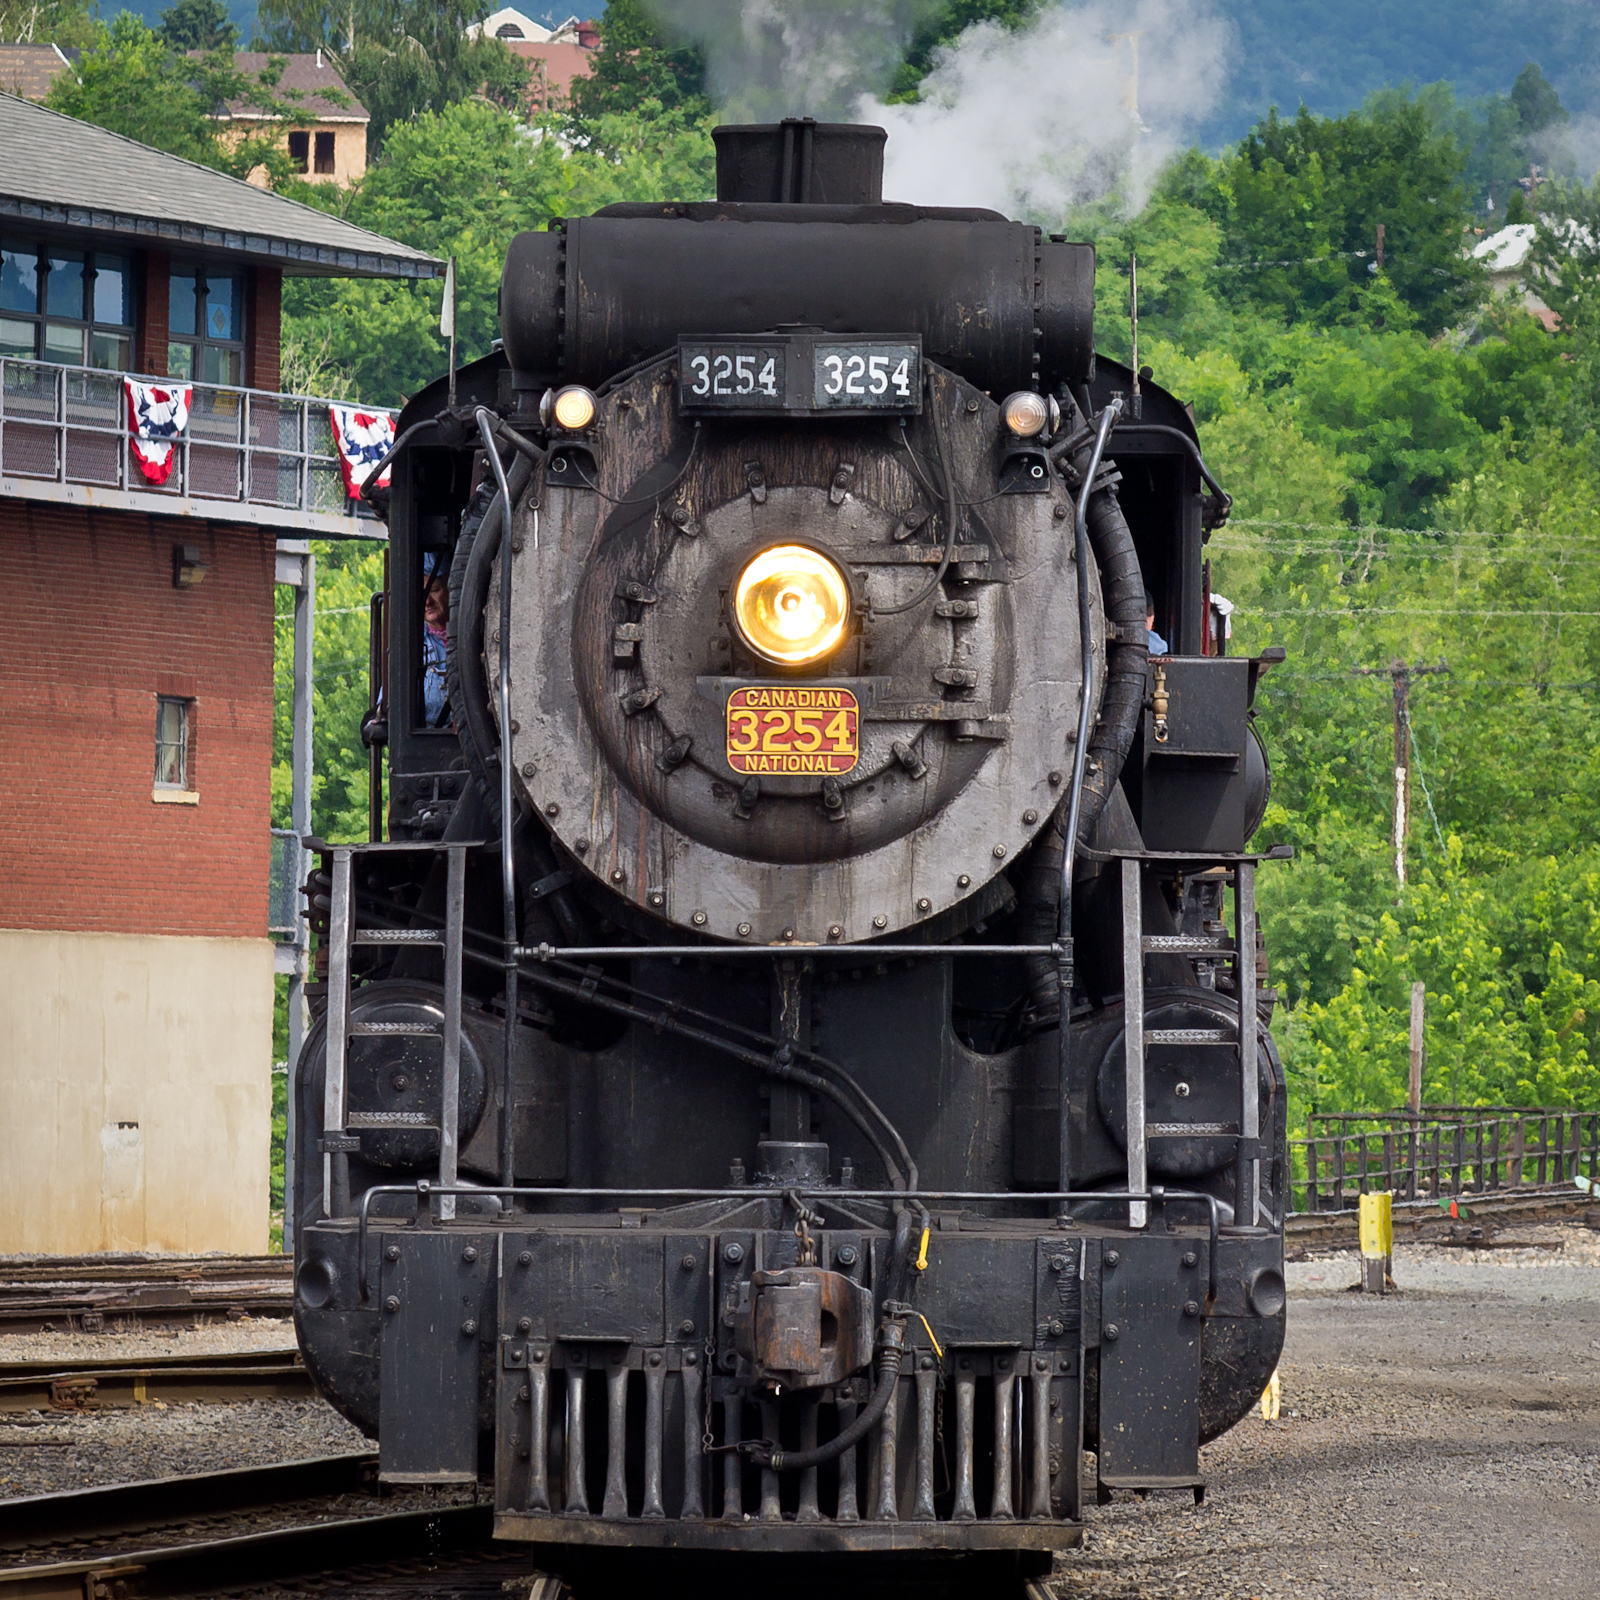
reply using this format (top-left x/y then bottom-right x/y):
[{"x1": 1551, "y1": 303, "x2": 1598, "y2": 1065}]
[
  {"x1": 0, "y1": 91, "x2": 439, "y2": 279},
  {"x1": 221, "y1": 51, "x2": 370, "y2": 123},
  {"x1": 468, "y1": 6, "x2": 552, "y2": 41},
  {"x1": 0, "y1": 42, "x2": 76, "y2": 101}
]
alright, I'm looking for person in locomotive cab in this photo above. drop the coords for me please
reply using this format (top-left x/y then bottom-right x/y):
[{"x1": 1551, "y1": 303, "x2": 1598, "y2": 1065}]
[
  {"x1": 1145, "y1": 589, "x2": 1170, "y2": 655},
  {"x1": 422, "y1": 553, "x2": 450, "y2": 727}
]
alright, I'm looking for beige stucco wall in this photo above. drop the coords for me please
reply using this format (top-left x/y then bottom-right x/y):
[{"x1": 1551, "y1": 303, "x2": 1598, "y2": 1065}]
[{"x1": 0, "y1": 929, "x2": 273, "y2": 1254}]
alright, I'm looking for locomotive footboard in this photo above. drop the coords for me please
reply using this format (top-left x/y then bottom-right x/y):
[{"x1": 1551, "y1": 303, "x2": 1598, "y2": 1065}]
[{"x1": 293, "y1": 117, "x2": 1290, "y2": 1568}]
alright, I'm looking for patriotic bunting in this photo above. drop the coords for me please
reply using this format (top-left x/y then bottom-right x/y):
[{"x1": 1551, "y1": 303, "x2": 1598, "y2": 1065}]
[
  {"x1": 329, "y1": 404, "x2": 395, "y2": 497},
  {"x1": 124, "y1": 379, "x2": 192, "y2": 485}
]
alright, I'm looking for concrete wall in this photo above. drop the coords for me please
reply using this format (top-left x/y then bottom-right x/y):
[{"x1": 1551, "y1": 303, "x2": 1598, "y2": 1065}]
[{"x1": 0, "y1": 929, "x2": 272, "y2": 1254}]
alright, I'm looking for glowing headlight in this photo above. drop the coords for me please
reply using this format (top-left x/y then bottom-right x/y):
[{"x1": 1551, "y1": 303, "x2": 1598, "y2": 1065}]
[
  {"x1": 732, "y1": 545, "x2": 851, "y2": 667},
  {"x1": 1001, "y1": 390, "x2": 1054, "y2": 438},
  {"x1": 545, "y1": 385, "x2": 597, "y2": 432}
]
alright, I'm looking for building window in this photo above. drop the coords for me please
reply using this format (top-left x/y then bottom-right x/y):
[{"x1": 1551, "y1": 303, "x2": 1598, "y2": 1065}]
[
  {"x1": 168, "y1": 266, "x2": 245, "y2": 387},
  {"x1": 288, "y1": 130, "x2": 310, "y2": 172},
  {"x1": 155, "y1": 696, "x2": 191, "y2": 789},
  {"x1": 0, "y1": 241, "x2": 133, "y2": 370},
  {"x1": 314, "y1": 131, "x2": 336, "y2": 174}
]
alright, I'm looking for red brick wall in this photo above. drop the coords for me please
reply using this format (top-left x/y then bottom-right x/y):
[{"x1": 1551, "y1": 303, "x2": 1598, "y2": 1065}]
[
  {"x1": 246, "y1": 268, "x2": 282, "y2": 394},
  {"x1": 136, "y1": 251, "x2": 170, "y2": 379},
  {"x1": 0, "y1": 504, "x2": 276, "y2": 938}
]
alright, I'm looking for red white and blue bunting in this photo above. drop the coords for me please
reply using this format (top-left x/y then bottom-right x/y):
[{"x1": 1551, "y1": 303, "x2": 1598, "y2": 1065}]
[
  {"x1": 124, "y1": 379, "x2": 192, "y2": 485},
  {"x1": 329, "y1": 404, "x2": 395, "y2": 497}
]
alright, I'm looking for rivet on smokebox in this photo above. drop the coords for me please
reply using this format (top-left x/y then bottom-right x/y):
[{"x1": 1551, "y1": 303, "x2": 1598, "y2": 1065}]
[
  {"x1": 828, "y1": 924, "x2": 844, "y2": 940},
  {"x1": 1023, "y1": 809, "x2": 1039, "y2": 825},
  {"x1": 873, "y1": 915, "x2": 888, "y2": 929},
  {"x1": 649, "y1": 892, "x2": 665, "y2": 908},
  {"x1": 916, "y1": 898, "x2": 932, "y2": 914},
  {"x1": 521, "y1": 761, "x2": 536, "y2": 778},
  {"x1": 692, "y1": 910, "x2": 709, "y2": 926},
  {"x1": 737, "y1": 922, "x2": 753, "y2": 938},
  {"x1": 992, "y1": 844, "x2": 1007, "y2": 859},
  {"x1": 957, "y1": 874, "x2": 971, "y2": 889},
  {"x1": 610, "y1": 869, "x2": 626, "y2": 885},
  {"x1": 544, "y1": 802, "x2": 560, "y2": 818}
]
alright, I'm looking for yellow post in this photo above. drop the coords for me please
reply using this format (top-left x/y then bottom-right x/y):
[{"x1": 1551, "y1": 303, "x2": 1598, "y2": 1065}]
[
  {"x1": 1259, "y1": 1368, "x2": 1280, "y2": 1420},
  {"x1": 1358, "y1": 1191, "x2": 1393, "y2": 1293}
]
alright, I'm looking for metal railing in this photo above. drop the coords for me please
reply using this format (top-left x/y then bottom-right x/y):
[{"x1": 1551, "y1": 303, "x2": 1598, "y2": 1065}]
[
  {"x1": 1290, "y1": 1105, "x2": 1600, "y2": 1213},
  {"x1": 0, "y1": 356, "x2": 389, "y2": 530}
]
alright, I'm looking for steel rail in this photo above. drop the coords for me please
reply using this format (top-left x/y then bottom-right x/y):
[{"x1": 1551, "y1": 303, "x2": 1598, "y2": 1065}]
[
  {"x1": 0, "y1": 1505, "x2": 491, "y2": 1600},
  {"x1": 0, "y1": 1348, "x2": 311, "y2": 1413},
  {"x1": 0, "y1": 1453, "x2": 376, "y2": 1554}
]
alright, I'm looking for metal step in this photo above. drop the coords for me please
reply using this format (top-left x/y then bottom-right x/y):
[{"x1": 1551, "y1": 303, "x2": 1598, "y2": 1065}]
[
  {"x1": 350, "y1": 1022, "x2": 440, "y2": 1038},
  {"x1": 347, "y1": 1112, "x2": 437, "y2": 1129},
  {"x1": 352, "y1": 929, "x2": 444, "y2": 946},
  {"x1": 1145, "y1": 1028, "x2": 1232, "y2": 1045},
  {"x1": 1147, "y1": 1121, "x2": 1239, "y2": 1137},
  {"x1": 1142, "y1": 935, "x2": 1231, "y2": 954}
]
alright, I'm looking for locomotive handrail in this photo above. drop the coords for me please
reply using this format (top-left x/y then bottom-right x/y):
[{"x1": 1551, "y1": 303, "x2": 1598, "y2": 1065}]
[
  {"x1": 516, "y1": 942, "x2": 1068, "y2": 959},
  {"x1": 353, "y1": 1182, "x2": 1222, "y2": 1307}
]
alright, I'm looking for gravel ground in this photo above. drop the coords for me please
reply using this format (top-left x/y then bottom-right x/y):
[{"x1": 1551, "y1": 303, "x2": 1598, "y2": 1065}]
[
  {"x1": 0, "y1": 1317, "x2": 300, "y2": 1363},
  {"x1": 1050, "y1": 1221, "x2": 1600, "y2": 1600}
]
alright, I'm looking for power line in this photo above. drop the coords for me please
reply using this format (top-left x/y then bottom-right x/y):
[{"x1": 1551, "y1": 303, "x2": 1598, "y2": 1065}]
[
  {"x1": 1248, "y1": 607, "x2": 1600, "y2": 617},
  {"x1": 1228, "y1": 517, "x2": 1600, "y2": 543}
]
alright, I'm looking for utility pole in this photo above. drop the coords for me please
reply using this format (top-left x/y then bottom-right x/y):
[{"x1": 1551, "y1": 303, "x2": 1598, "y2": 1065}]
[{"x1": 1354, "y1": 659, "x2": 1449, "y2": 885}]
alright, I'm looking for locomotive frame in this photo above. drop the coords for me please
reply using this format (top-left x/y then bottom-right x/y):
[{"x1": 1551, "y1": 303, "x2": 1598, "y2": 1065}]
[{"x1": 291, "y1": 119, "x2": 1289, "y2": 1570}]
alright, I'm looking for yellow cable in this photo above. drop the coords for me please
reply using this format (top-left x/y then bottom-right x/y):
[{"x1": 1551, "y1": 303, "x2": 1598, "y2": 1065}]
[
  {"x1": 916, "y1": 1225, "x2": 930, "y2": 1271},
  {"x1": 917, "y1": 1312, "x2": 944, "y2": 1362}
]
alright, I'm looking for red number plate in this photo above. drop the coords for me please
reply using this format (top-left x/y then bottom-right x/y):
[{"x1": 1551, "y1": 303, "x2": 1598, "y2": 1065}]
[{"x1": 725, "y1": 687, "x2": 860, "y2": 776}]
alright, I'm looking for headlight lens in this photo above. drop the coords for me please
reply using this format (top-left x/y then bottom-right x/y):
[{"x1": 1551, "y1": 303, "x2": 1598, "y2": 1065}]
[
  {"x1": 1001, "y1": 390, "x2": 1052, "y2": 438},
  {"x1": 732, "y1": 545, "x2": 851, "y2": 667},
  {"x1": 548, "y1": 385, "x2": 597, "y2": 431}
]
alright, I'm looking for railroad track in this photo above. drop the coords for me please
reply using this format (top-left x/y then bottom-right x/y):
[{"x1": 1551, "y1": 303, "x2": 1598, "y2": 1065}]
[
  {"x1": 0, "y1": 1454, "x2": 1050, "y2": 1600},
  {"x1": 0, "y1": 1257, "x2": 292, "y2": 1335},
  {"x1": 0, "y1": 1348, "x2": 313, "y2": 1413},
  {"x1": 1287, "y1": 1184, "x2": 1594, "y2": 1249}
]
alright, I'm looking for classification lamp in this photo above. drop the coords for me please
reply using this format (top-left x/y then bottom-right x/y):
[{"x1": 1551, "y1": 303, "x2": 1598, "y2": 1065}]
[
  {"x1": 1001, "y1": 390, "x2": 1057, "y2": 438},
  {"x1": 732, "y1": 545, "x2": 851, "y2": 667},
  {"x1": 544, "y1": 385, "x2": 597, "y2": 432}
]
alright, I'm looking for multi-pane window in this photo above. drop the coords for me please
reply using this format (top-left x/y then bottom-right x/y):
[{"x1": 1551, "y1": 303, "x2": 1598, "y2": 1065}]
[
  {"x1": 168, "y1": 267, "x2": 245, "y2": 386},
  {"x1": 0, "y1": 242, "x2": 133, "y2": 369},
  {"x1": 287, "y1": 130, "x2": 337, "y2": 176},
  {"x1": 155, "y1": 696, "x2": 191, "y2": 790}
]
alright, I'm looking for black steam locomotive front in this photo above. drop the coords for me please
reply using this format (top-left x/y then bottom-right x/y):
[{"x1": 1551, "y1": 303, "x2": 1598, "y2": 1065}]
[{"x1": 291, "y1": 120, "x2": 1288, "y2": 1563}]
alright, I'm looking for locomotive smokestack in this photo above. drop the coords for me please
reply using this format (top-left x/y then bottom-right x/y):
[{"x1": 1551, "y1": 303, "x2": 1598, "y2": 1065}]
[{"x1": 712, "y1": 120, "x2": 887, "y2": 204}]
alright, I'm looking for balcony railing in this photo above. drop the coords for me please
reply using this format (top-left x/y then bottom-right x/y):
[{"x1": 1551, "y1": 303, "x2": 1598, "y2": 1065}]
[{"x1": 0, "y1": 357, "x2": 391, "y2": 536}]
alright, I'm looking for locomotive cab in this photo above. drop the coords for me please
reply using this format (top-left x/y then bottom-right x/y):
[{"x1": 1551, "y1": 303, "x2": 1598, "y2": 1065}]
[{"x1": 291, "y1": 119, "x2": 1287, "y2": 1565}]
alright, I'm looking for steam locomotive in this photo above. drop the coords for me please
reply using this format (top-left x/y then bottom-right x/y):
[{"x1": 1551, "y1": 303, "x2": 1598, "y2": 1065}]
[{"x1": 291, "y1": 119, "x2": 1288, "y2": 1570}]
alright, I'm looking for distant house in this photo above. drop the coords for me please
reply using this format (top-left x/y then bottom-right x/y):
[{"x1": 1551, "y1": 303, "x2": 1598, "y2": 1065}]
[
  {"x1": 465, "y1": 9, "x2": 599, "y2": 110},
  {"x1": 1471, "y1": 224, "x2": 1558, "y2": 329},
  {"x1": 0, "y1": 41, "x2": 77, "y2": 100},
  {"x1": 219, "y1": 50, "x2": 371, "y2": 188}
]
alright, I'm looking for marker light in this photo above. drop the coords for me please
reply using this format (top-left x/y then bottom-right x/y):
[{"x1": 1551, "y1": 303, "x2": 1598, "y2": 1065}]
[
  {"x1": 732, "y1": 545, "x2": 852, "y2": 667},
  {"x1": 1001, "y1": 390, "x2": 1053, "y2": 438},
  {"x1": 547, "y1": 385, "x2": 597, "y2": 431}
]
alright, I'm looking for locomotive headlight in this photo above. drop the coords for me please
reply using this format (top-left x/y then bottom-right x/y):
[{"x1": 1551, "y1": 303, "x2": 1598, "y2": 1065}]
[
  {"x1": 1001, "y1": 390, "x2": 1055, "y2": 438},
  {"x1": 732, "y1": 545, "x2": 851, "y2": 666},
  {"x1": 545, "y1": 385, "x2": 597, "y2": 432}
]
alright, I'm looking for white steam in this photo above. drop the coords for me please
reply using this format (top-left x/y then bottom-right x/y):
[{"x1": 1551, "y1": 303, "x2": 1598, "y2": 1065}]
[
  {"x1": 648, "y1": 0, "x2": 947, "y2": 120},
  {"x1": 862, "y1": 0, "x2": 1229, "y2": 218}
]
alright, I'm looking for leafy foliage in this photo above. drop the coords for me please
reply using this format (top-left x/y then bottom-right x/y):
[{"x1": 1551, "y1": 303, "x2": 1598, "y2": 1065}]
[
  {"x1": 157, "y1": 0, "x2": 238, "y2": 51},
  {"x1": 569, "y1": 0, "x2": 708, "y2": 122}
]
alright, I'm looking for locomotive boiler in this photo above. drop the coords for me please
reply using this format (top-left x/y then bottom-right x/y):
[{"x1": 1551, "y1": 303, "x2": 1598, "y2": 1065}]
[{"x1": 291, "y1": 119, "x2": 1289, "y2": 1569}]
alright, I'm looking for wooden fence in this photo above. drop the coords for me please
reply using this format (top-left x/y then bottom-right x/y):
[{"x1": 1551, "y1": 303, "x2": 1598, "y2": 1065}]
[{"x1": 1289, "y1": 1105, "x2": 1600, "y2": 1214}]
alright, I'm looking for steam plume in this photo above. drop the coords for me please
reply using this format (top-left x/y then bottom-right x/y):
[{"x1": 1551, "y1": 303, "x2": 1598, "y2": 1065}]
[{"x1": 862, "y1": 0, "x2": 1229, "y2": 218}]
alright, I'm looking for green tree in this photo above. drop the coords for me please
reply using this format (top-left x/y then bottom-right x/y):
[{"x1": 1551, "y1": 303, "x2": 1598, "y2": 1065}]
[
  {"x1": 882, "y1": 0, "x2": 1043, "y2": 101},
  {"x1": 0, "y1": 0, "x2": 99, "y2": 49},
  {"x1": 46, "y1": 15, "x2": 309, "y2": 184},
  {"x1": 570, "y1": 0, "x2": 707, "y2": 123},
  {"x1": 158, "y1": 0, "x2": 239, "y2": 51}
]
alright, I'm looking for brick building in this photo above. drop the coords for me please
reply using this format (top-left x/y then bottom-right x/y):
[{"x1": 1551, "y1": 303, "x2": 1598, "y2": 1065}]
[{"x1": 0, "y1": 91, "x2": 440, "y2": 1254}]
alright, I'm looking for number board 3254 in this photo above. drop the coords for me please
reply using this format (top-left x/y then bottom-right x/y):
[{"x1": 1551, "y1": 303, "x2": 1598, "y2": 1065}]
[
  {"x1": 814, "y1": 343, "x2": 919, "y2": 409},
  {"x1": 680, "y1": 344, "x2": 785, "y2": 409}
]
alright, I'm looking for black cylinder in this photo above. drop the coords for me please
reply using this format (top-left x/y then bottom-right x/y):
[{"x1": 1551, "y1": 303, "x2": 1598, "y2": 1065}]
[{"x1": 712, "y1": 120, "x2": 887, "y2": 204}]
